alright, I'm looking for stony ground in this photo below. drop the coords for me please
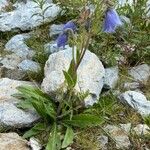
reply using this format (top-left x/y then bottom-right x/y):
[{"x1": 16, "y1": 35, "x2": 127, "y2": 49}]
[{"x1": 0, "y1": 0, "x2": 150, "y2": 150}]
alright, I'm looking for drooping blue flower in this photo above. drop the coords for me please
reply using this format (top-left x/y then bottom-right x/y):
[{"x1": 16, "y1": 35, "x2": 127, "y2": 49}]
[
  {"x1": 103, "y1": 8, "x2": 123, "y2": 33},
  {"x1": 56, "y1": 21, "x2": 77, "y2": 48},
  {"x1": 63, "y1": 21, "x2": 77, "y2": 32},
  {"x1": 56, "y1": 33, "x2": 68, "y2": 48}
]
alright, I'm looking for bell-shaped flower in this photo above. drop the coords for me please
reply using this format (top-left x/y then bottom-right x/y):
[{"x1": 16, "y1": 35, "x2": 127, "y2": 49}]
[
  {"x1": 56, "y1": 21, "x2": 77, "y2": 48},
  {"x1": 103, "y1": 8, "x2": 123, "y2": 33},
  {"x1": 56, "y1": 33, "x2": 68, "y2": 48},
  {"x1": 63, "y1": 21, "x2": 77, "y2": 32}
]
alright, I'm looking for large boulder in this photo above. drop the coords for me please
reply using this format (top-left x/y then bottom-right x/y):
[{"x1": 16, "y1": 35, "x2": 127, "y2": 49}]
[
  {"x1": 119, "y1": 91, "x2": 150, "y2": 116},
  {"x1": 0, "y1": 0, "x2": 61, "y2": 32},
  {"x1": 0, "y1": 78, "x2": 39, "y2": 129},
  {"x1": 41, "y1": 47, "x2": 105, "y2": 106}
]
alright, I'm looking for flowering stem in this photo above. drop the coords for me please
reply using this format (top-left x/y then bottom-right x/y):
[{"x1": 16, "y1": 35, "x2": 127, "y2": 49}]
[
  {"x1": 64, "y1": 28, "x2": 76, "y2": 65},
  {"x1": 75, "y1": 32, "x2": 91, "y2": 71}
]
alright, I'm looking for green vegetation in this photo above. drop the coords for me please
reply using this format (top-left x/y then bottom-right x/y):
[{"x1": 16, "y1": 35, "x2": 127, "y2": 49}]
[{"x1": 0, "y1": 0, "x2": 149, "y2": 149}]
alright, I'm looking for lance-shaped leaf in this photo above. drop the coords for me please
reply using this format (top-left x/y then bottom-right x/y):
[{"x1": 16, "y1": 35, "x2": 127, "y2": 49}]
[
  {"x1": 62, "y1": 127, "x2": 74, "y2": 148},
  {"x1": 63, "y1": 114, "x2": 104, "y2": 128},
  {"x1": 23, "y1": 122, "x2": 46, "y2": 138},
  {"x1": 46, "y1": 123, "x2": 57, "y2": 150}
]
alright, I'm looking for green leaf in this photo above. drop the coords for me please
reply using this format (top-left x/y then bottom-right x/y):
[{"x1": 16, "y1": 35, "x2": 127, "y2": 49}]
[
  {"x1": 44, "y1": 103, "x2": 56, "y2": 119},
  {"x1": 63, "y1": 70, "x2": 75, "y2": 88},
  {"x1": 31, "y1": 98, "x2": 47, "y2": 118},
  {"x1": 16, "y1": 86, "x2": 51, "y2": 101},
  {"x1": 62, "y1": 127, "x2": 74, "y2": 148},
  {"x1": 63, "y1": 114, "x2": 104, "y2": 128},
  {"x1": 16, "y1": 100, "x2": 32, "y2": 109},
  {"x1": 46, "y1": 123, "x2": 57, "y2": 150},
  {"x1": 68, "y1": 59, "x2": 77, "y2": 86},
  {"x1": 23, "y1": 123, "x2": 46, "y2": 138}
]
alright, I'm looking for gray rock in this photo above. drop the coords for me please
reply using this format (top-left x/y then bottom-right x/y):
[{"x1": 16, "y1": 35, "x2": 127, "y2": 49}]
[
  {"x1": 41, "y1": 46, "x2": 105, "y2": 106},
  {"x1": 119, "y1": 91, "x2": 150, "y2": 116},
  {"x1": 5, "y1": 33, "x2": 34, "y2": 59},
  {"x1": 0, "y1": 54, "x2": 25, "y2": 80},
  {"x1": 97, "y1": 135, "x2": 108, "y2": 150},
  {"x1": 120, "y1": 15, "x2": 131, "y2": 24},
  {"x1": 123, "y1": 82, "x2": 141, "y2": 90},
  {"x1": 1, "y1": 34, "x2": 41, "y2": 79},
  {"x1": 104, "y1": 124, "x2": 131, "y2": 149},
  {"x1": 128, "y1": 64, "x2": 150, "y2": 82},
  {"x1": 18, "y1": 59, "x2": 41, "y2": 73},
  {"x1": 133, "y1": 124, "x2": 150, "y2": 136},
  {"x1": 0, "y1": 100, "x2": 39, "y2": 128},
  {"x1": 0, "y1": 78, "x2": 31, "y2": 100},
  {"x1": 49, "y1": 24, "x2": 64, "y2": 38},
  {"x1": 0, "y1": 1, "x2": 61, "y2": 31},
  {"x1": 44, "y1": 42, "x2": 58, "y2": 54},
  {"x1": 103, "y1": 66, "x2": 119, "y2": 89},
  {"x1": 0, "y1": 54, "x2": 40, "y2": 80},
  {"x1": 0, "y1": 53, "x2": 22, "y2": 69},
  {"x1": 118, "y1": 0, "x2": 150, "y2": 17},
  {"x1": 0, "y1": 0, "x2": 8, "y2": 12},
  {"x1": 44, "y1": 42, "x2": 70, "y2": 55},
  {"x1": 0, "y1": 78, "x2": 39, "y2": 128},
  {"x1": 118, "y1": 0, "x2": 133, "y2": 6},
  {"x1": 0, "y1": 132, "x2": 29, "y2": 150}
]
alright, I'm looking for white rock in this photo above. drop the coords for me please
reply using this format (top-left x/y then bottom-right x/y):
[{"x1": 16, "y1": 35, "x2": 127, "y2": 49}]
[
  {"x1": 29, "y1": 137, "x2": 42, "y2": 150},
  {"x1": 119, "y1": 91, "x2": 150, "y2": 116},
  {"x1": 103, "y1": 66, "x2": 119, "y2": 89},
  {"x1": 5, "y1": 33, "x2": 34, "y2": 59},
  {"x1": 128, "y1": 64, "x2": 150, "y2": 82},
  {"x1": 0, "y1": 78, "x2": 39, "y2": 128},
  {"x1": 0, "y1": 132, "x2": 29, "y2": 150},
  {"x1": 104, "y1": 125, "x2": 131, "y2": 149},
  {"x1": 49, "y1": 24, "x2": 64, "y2": 38},
  {"x1": 41, "y1": 47, "x2": 105, "y2": 106},
  {"x1": 0, "y1": 1, "x2": 61, "y2": 31},
  {"x1": 133, "y1": 124, "x2": 150, "y2": 136},
  {"x1": 18, "y1": 59, "x2": 41, "y2": 73}
]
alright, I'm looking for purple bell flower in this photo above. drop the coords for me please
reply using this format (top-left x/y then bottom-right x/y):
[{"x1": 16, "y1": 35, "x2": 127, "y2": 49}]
[
  {"x1": 56, "y1": 33, "x2": 68, "y2": 48},
  {"x1": 63, "y1": 21, "x2": 77, "y2": 32},
  {"x1": 56, "y1": 21, "x2": 77, "y2": 48},
  {"x1": 103, "y1": 8, "x2": 123, "y2": 33}
]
